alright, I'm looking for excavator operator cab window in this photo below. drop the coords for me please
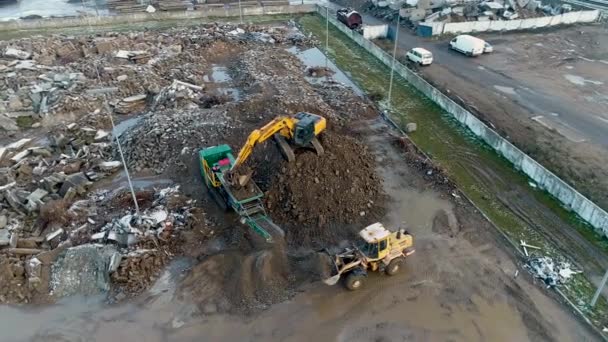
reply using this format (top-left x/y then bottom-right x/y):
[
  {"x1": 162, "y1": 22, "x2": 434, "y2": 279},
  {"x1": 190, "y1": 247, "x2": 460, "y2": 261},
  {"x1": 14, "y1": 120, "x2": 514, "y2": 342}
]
[{"x1": 294, "y1": 119, "x2": 315, "y2": 146}]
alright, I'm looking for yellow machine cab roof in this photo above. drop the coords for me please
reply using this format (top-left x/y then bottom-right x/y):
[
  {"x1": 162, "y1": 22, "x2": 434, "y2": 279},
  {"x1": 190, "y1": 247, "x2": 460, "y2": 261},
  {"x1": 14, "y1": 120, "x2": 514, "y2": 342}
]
[{"x1": 359, "y1": 222, "x2": 390, "y2": 243}]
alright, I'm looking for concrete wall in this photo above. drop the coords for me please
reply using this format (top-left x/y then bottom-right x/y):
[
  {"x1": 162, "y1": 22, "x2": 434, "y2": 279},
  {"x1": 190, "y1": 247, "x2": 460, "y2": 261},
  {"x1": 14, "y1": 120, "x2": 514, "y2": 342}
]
[
  {"x1": 363, "y1": 24, "x2": 389, "y2": 39},
  {"x1": 316, "y1": 6, "x2": 608, "y2": 236},
  {"x1": 441, "y1": 10, "x2": 599, "y2": 35},
  {"x1": 0, "y1": 4, "x2": 315, "y2": 31}
]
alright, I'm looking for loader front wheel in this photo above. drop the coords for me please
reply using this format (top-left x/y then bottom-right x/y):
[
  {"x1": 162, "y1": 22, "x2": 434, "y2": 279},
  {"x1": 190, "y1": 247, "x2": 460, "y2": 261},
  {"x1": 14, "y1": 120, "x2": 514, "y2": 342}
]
[
  {"x1": 386, "y1": 258, "x2": 403, "y2": 276},
  {"x1": 345, "y1": 273, "x2": 364, "y2": 291}
]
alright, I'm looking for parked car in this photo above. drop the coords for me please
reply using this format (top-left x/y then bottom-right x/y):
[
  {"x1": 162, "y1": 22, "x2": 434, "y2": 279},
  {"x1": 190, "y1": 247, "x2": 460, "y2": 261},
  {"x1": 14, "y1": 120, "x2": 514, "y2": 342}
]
[
  {"x1": 483, "y1": 42, "x2": 493, "y2": 53},
  {"x1": 449, "y1": 35, "x2": 485, "y2": 57},
  {"x1": 337, "y1": 8, "x2": 363, "y2": 29},
  {"x1": 406, "y1": 47, "x2": 433, "y2": 66}
]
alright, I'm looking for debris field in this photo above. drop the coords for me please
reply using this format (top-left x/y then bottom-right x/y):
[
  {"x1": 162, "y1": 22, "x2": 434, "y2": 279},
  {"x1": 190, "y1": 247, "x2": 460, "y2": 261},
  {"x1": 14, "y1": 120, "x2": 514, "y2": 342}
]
[{"x1": 0, "y1": 20, "x2": 384, "y2": 308}]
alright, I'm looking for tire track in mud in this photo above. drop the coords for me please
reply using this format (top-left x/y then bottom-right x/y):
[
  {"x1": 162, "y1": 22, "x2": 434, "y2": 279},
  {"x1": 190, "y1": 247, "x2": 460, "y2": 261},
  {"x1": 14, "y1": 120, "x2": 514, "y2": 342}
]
[{"x1": 451, "y1": 146, "x2": 608, "y2": 275}]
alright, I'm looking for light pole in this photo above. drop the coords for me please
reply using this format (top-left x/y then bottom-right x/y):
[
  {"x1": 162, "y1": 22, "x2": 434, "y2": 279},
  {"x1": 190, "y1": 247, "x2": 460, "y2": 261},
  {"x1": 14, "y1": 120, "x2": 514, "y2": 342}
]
[{"x1": 387, "y1": 14, "x2": 400, "y2": 110}]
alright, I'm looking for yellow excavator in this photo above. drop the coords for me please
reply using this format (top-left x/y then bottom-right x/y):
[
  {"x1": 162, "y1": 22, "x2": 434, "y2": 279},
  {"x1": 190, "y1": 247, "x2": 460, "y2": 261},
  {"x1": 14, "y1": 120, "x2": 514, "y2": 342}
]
[{"x1": 227, "y1": 112, "x2": 327, "y2": 186}]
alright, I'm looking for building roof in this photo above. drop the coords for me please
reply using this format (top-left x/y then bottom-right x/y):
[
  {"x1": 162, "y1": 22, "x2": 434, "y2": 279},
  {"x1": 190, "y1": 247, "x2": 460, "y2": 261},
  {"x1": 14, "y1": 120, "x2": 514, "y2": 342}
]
[{"x1": 359, "y1": 222, "x2": 390, "y2": 243}]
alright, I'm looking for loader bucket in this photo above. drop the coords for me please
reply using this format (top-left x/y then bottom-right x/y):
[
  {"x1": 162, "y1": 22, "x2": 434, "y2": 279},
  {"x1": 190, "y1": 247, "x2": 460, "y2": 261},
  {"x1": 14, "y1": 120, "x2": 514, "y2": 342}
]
[{"x1": 323, "y1": 274, "x2": 341, "y2": 286}]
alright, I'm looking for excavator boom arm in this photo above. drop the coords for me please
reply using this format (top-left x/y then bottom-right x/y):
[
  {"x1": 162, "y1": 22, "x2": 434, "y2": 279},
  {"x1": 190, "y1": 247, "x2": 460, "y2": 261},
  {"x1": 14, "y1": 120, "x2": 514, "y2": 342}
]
[{"x1": 231, "y1": 117, "x2": 294, "y2": 170}]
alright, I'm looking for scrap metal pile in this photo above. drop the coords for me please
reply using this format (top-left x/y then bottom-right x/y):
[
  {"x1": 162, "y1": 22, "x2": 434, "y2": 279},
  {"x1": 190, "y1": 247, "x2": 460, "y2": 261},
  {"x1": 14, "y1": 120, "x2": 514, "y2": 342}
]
[{"x1": 366, "y1": 0, "x2": 575, "y2": 25}]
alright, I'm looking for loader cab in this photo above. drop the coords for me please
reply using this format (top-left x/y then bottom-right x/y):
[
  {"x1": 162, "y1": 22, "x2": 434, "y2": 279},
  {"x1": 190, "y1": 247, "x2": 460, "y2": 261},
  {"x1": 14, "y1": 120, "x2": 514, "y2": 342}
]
[{"x1": 358, "y1": 223, "x2": 391, "y2": 260}]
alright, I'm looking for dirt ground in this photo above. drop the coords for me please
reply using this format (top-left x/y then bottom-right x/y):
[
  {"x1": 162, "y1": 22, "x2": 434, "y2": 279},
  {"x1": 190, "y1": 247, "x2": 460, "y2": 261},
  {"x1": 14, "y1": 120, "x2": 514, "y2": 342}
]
[{"x1": 0, "y1": 18, "x2": 601, "y2": 341}]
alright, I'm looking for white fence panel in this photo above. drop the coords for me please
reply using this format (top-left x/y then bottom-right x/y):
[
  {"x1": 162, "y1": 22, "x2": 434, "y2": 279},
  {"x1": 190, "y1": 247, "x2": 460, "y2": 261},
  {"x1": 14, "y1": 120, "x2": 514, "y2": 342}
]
[
  {"x1": 471, "y1": 20, "x2": 491, "y2": 32},
  {"x1": 504, "y1": 20, "x2": 522, "y2": 30},
  {"x1": 488, "y1": 20, "x2": 508, "y2": 31},
  {"x1": 363, "y1": 24, "x2": 389, "y2": 39},
  {"x1": 431, "y1": 10, "x2": 598, "y2": 35}
]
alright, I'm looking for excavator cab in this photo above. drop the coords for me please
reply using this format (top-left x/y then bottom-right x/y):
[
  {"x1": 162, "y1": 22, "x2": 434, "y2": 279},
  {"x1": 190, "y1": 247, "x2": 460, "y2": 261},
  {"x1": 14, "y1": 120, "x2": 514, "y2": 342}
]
[{"x1": 293, "y1": 114, "x2": 317, "y2": 146}]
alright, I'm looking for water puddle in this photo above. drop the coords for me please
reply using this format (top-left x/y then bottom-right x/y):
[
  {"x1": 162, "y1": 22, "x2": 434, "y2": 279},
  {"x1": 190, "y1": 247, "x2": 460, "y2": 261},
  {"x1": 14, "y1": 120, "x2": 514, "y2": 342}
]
[
  {"x1": 203, "y1": 65, "x2": 242, "y2": 102},
  {"x1": 0, "y1": 258, "x2": 194, "y2": 341},
  {"x1": 93, "y1": 171, "x2": 173, "y2": 194},
  {"x1": 564, "y1": 74, "x2": 604, "y2": 86},
  {"x1": 210, "y1": 65, "x2": 231, "y2": 83},
  {"x1": 286, "y1": 46, "x2": 365, "y2": 96}
]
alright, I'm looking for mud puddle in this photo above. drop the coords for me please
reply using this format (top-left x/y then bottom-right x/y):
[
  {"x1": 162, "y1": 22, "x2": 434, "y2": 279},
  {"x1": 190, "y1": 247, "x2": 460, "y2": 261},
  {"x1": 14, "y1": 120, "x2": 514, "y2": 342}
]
[
  {"x1": 286, "y1": 46, "x2": 364, "y2": 96},
  {"x1": 0, "y1": 258, "x2": 195, "y2": 342},
  {"x1": 203, "y1": 64, "x2": 242, "y2": 102}
]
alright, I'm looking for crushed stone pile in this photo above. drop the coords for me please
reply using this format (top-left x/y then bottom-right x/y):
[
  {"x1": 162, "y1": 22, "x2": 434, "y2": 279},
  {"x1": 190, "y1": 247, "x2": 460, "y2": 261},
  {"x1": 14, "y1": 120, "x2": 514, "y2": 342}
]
[
  {"x1": 264, "y1": 131, "x2": 385, "y2": 246},
  {"x1": 119, "y1": 109, "x2": 234, "y2": 173}
]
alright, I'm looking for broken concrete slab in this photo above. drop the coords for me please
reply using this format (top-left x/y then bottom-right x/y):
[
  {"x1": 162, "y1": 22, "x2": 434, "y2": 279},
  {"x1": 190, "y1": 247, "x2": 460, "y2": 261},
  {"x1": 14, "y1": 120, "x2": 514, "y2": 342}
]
[
  {"x1": 5, "y1": 189, "x2": 25, "y2": 213},
  {"x1": 58, "y1": 172, "x2": 91, "y2": 196},
  {"x1": 122, "y1": 94, "x2": 147, "y2": 103},
  {"x1": 6, "y1": 138, "x2": 32, "y2": 151},
  {"x1": 42, "y1": 173, "x2": 66, "y2": 193},
  {"x1": 25, "y1": 188, "x2": 49, "y2": 212},
  {"x1": 31, "y1": 147, "x2": 52, "y2": 158},
  {"x1": 27, "y1": 257, "x2": 42, "y2": 286},
  {"x1": 94, "y1": 130, "x2": 110, "y2": 141},
  {"x1": 50, "y1": 244, "x2": 118, "y2": 297},
  {"x1": 108, "y1": 252, "x2": 122, "y2": 272},
  {"x1": 94, "y1": 40, "x2": 114, "y2": 54},
  {"x1": 86, "y1": 87, "x2": 119, "y2": 96},
  {"x1": 5, "y1": 47, "x2": 31, "y2": 60},
  {"x1": 10, "y1": 149, "x2": 31, "y2": 163},
  {"x1": 0, "y1": 115, "x2": 19, "y2": 131},
  {"x1": 7, "y1": 248, "x2": 44, "y2": 255},
  {"x1": 99, "y1": 161, "x2": 122, "y2": 171},
  {"x1": 9, "y1": 232, "x2": 18, "y2": 248},
  {"x1": 0, "y1": 229, "x2": 10, "y2": 246},
  {"x1": 46, "y1": 228, "x2": 64, "y2": 242},
  {"x1": 0, "y1": 215, "x2": 7, "y2": 229}
]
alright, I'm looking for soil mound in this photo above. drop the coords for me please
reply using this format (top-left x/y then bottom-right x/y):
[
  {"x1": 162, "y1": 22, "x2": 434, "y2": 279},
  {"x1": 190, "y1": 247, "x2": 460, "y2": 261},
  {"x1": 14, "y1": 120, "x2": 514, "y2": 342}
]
[
  {"x1": 263, "y1": 131, "x2": 386, "y2": 246},
  {"x1": 180, "y1": 242, "x2": 331, "y2": 314},
  {"x1": 180, "y1": 244, "x2": 289, "y2": 313}
]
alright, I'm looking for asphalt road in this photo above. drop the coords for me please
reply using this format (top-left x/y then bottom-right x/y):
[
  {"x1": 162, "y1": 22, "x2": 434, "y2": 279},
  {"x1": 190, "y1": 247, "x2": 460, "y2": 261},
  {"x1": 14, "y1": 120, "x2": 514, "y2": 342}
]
[{"x1": 321, "y1": 2, "x2": 608, "y2": 146}]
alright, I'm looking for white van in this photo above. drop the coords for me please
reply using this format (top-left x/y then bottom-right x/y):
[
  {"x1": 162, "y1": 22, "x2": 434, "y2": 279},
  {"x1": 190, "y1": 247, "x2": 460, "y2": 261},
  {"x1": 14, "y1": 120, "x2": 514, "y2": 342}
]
[
  {"x1": 406, "y1": 47, "x2": 433, "y2": 66},
  {"x1": 449, "y1": 35, "x2": 485, "y2": 57}
]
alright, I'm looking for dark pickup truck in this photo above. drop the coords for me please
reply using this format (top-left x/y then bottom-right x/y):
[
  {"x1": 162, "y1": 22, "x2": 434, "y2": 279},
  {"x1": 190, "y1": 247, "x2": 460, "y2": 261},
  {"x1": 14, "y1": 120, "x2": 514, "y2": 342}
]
[{"x1": 337, "y1": 8, "x2": 363, "y2": 30}]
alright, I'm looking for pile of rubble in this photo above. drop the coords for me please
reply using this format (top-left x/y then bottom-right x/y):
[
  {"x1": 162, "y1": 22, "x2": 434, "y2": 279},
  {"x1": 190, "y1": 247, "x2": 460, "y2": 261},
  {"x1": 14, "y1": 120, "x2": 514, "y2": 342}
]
[
  {"x1": 0, "y1": 124, "x2": 120, "y2": 239},
  {"x1": 0, "y1": 24, "x2": 313, "y2": 132},
  {"x1": 264, "y1": 132, "x2": 386, "y2": 247},
  {"x1": 47, "y1": 186, "x2": 195, "y2": 300},
  {"x1": 525, "y1": 256, "x2": 580, "y2": 287},
  {"x1": 119, "y1": 108, "x2": 233, "y2": 174},
  {"x1": 366, "y1": 0, "x2": 574, "y2": 25}
]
